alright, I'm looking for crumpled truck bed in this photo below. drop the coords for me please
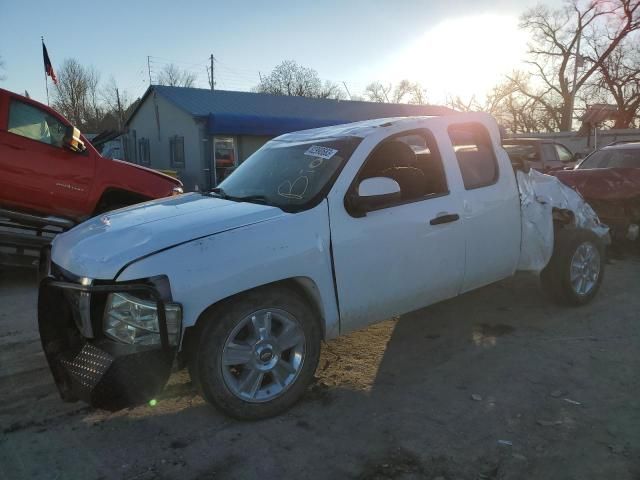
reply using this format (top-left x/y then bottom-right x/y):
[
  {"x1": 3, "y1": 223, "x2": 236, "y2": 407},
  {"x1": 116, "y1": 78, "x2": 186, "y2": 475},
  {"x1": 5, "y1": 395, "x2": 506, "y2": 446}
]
[{"x1": 517, "y1": 169, "x2": 609, "y2": 272}]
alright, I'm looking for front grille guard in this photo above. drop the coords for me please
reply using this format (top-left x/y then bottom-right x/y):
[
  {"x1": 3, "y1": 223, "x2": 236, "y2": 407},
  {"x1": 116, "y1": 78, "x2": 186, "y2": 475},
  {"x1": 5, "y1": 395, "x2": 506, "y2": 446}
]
[{"x1": 41, "y1": 278, "x2": 172, "y2": 351}]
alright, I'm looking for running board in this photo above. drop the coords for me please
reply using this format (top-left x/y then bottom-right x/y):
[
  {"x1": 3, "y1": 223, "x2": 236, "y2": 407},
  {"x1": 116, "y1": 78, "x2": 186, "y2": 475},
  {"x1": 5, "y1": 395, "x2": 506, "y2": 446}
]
[{"x1": 0, "y1": 208, "x2": 75, "y2": 230}]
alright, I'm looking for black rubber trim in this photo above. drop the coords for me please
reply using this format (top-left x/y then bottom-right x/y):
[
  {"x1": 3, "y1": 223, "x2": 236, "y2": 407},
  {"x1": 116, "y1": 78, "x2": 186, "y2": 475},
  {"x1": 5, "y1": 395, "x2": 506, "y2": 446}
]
[{"x1": 325, "y1": 201, "x2": 341, "y2": 334}]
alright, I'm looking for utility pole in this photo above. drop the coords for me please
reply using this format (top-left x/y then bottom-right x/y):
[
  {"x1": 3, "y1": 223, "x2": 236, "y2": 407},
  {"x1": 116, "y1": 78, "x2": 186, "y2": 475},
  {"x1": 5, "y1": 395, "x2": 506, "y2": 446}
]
[
  {"x1": 115, "y1": 87, "x2": 123, "y2": 130},
  {"x1": 567, "y1": 31, "x2": 582, "y2": 131},
  {"x1": 342, "y1": 81, "x2": 352, "y2": 100},
  {"x1": 147, "y1": 56, "x2": 152, "y2": 84},
  {"x1": 209, "y1": 54, "x2": 215, "y2": 91}
]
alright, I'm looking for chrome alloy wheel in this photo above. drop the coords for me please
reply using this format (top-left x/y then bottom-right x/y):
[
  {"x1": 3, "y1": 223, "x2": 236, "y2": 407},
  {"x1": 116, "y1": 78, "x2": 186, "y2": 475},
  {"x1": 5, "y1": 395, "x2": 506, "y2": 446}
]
[
  {"x1": 569, "y1": 242, "x2": 601, "y2": 296},
  {"x1": 221, "y1": 309, "x2": 306, "y2": 403}
]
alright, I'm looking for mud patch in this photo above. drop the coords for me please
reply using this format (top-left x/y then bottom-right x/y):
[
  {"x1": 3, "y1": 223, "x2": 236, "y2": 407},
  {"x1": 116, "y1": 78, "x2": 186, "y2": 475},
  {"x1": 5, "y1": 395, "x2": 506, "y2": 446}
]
[
  {"x1": 358, "y1": 448, "x2": 424, "y2": 479},
  {"x1": 194, "y1": 454, "x2": 241, "y2": 479},
  {"x1": 304, "y1": 380, "x2": 334, "y2": 406},
  {"x1": 358, "y1": 449, "x2": 470, "y2": 480},
  {"x1": 472, "y1": 323, "x2": 515, "y2": 347},
  {"x1": 170, "y1": 439, "x2": 191, "y2": 449},
  {"x1": 2, "y1": 406, "x2": 90, "y2": 434}
]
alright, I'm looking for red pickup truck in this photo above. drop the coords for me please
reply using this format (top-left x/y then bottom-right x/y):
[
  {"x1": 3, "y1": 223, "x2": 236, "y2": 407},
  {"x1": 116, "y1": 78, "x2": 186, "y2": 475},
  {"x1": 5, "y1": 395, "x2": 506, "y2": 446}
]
[{"x1": 0, "y1": 88, "x2": 182, "y2": 226}]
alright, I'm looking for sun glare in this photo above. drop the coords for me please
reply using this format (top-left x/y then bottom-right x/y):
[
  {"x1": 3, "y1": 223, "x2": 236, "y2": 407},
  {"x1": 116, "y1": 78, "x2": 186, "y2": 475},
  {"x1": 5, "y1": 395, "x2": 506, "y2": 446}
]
[{"x1": 387, "y1": 14, "x2": 527, "y2": 102}]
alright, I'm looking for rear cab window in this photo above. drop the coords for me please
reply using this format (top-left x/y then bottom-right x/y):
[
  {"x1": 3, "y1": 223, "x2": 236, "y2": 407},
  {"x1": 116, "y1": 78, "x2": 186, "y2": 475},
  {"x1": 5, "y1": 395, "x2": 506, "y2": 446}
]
[
  {"x1": 7, "y1": 99, "x2": 67, "y2": 148},
  {"x1": 448, "y1": 123, "x2": 498, "y2": 189},
  {"x1": 554, "y1": 144, "x2": 574, "y2": 163},
  {"x1": 502, "y1": 142, "x2": 543, "y2": 171}
]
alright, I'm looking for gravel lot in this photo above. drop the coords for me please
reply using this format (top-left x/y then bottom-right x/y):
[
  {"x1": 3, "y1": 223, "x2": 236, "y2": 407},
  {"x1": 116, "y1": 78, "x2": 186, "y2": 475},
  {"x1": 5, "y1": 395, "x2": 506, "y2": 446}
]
[{"x1": 1, "y1": 256, "x2": 639, "y2": 480}]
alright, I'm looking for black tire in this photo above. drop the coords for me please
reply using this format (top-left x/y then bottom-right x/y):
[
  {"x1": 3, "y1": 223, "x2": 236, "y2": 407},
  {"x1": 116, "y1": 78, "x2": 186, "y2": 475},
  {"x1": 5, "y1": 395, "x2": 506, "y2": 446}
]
[
  {"x1": 193, "y1": 285, "x2": 321, "y2": 420},
  {"x1": 540, "y1": 228, "x2": 605, "y2": 306}
]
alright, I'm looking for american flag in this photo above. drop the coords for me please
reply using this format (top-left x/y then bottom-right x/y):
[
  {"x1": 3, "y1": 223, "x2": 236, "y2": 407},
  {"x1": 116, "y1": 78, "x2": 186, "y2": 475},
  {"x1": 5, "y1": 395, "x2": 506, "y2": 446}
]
[{"x1": 42, "y1": 42, "x2": 57, "y2": 85}]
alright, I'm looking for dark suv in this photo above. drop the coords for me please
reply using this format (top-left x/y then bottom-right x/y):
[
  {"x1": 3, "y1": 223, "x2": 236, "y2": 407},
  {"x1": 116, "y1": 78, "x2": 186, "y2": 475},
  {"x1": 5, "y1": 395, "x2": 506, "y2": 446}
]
[{"x1": 503, "y1": 138, "x2": 580, "y2": 172}]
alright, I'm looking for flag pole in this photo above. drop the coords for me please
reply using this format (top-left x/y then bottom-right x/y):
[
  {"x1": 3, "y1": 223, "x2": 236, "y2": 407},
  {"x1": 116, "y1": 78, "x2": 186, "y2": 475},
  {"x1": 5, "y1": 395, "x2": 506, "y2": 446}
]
[{"x1": 41, "y1": 36, "x2": 49, "y2": 105}]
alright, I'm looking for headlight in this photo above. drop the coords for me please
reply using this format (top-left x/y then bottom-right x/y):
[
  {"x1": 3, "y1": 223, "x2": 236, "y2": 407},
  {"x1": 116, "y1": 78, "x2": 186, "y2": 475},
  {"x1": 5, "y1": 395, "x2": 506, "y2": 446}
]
[
  {"x1": 172, "y1": 186, "x2": 183, "y2": 196},
  {"x1": 104, "y1": 293, "x2": 181, "y2": 346}
]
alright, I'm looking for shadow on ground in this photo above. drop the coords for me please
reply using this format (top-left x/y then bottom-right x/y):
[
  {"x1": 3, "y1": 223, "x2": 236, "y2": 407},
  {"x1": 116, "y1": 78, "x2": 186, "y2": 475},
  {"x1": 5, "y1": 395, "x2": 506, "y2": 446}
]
[{"x1": 1, "y1": 258, "x2": 639, "y2": 479}]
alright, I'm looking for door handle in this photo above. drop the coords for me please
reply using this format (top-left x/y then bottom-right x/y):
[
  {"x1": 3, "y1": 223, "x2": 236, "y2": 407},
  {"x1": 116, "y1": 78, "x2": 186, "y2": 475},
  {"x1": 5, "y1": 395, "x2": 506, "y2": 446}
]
[
  {"x1": 429, "y1": 213, "x2": 460, "y2": 225},
  {"x1": 7, "y1": 144, "x2": 25, "y2": 151}
]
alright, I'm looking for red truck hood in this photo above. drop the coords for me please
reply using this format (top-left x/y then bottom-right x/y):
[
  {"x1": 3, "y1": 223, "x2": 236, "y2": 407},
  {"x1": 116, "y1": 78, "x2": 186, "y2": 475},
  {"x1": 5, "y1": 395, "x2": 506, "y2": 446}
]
[
  {"x1": 550, "y1": 168, "x2": 640, "y2": 201},
  {"x1": 110, "y1": 158, "x2": 183, "y2": 186}
]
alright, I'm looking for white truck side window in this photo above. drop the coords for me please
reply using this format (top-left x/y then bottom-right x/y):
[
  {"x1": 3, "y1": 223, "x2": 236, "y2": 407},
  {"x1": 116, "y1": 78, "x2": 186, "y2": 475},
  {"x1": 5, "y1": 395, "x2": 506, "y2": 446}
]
[
  {"x1": 356, "y1": 130, "x2": 448, "y2": 207},
  {"x1": 448, "y1": 123, "x2": 498, "y2": 190}
]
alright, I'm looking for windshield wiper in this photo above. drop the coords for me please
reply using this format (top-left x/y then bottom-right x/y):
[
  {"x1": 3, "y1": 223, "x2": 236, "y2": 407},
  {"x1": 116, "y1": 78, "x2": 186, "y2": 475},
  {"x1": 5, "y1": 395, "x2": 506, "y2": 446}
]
[
  {"x1": 204, "y1": 187, "x2": 228, "y2": 199},
  {"x1": 227, "y1": 194, "x2": 269, "y2": 205},
  {"x1": 204, "y1": 188, "x2": 269, "y2": 205}
]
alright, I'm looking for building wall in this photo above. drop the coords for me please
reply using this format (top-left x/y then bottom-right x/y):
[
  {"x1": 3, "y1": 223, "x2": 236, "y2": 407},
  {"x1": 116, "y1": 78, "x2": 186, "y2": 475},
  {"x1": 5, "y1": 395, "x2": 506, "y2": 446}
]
[
  {"x1": 126, "y1": 93, "x2": 205, "y2": 191},
  {"x1": 237, "y1": 135, "x2": 272, "y2": 163},
  {"x1": 512, "y1": 128, "x2": 640, "y2": 155}
]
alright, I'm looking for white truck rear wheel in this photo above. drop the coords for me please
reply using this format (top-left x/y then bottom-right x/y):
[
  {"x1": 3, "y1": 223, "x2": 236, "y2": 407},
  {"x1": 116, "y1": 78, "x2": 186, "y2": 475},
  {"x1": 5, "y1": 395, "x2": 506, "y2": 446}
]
[{"x1": 540, "y1": 228, "x2": 605, "y2": 306}]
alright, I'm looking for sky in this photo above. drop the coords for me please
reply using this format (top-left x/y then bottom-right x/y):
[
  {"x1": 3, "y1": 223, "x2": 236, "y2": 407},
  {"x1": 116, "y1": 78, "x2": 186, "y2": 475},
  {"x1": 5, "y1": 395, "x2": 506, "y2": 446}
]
[{"x1": 0, "y1": 0, "x2": 562, "y2": 106}]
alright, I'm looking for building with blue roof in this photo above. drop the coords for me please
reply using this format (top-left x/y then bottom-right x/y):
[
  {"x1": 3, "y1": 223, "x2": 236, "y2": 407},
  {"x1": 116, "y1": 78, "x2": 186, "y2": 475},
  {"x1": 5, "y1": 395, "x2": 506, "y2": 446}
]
[{"x1": 123, "y1": 85, "x2": 453, "y2": 190}]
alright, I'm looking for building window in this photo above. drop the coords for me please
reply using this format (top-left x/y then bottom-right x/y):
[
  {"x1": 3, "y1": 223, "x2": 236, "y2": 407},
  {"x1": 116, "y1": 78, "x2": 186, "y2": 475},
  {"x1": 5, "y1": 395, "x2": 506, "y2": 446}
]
[
  {"x1": 138, "y1": 138, "x2": 150, "y2": 166},
  {"x1": 170, "y1": 135, "x2": 185, "y2": 169}
]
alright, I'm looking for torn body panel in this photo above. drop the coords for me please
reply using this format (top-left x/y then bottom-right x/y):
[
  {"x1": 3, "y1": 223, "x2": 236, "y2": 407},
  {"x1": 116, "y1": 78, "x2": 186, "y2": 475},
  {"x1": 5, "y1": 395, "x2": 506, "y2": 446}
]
[{"x1": 516, "y1": 169, "x2": 609, "y2": 271}]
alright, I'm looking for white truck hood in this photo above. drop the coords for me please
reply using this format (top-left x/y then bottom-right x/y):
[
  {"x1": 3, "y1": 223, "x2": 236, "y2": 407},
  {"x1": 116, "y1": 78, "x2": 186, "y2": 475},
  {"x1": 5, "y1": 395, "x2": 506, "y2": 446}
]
[{"x1": 51, "y1": 193, "x2": 285, "y2": 279}]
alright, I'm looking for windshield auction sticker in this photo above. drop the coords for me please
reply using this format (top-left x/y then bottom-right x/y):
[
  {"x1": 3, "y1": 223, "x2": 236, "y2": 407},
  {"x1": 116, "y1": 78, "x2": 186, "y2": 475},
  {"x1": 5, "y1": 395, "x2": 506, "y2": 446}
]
[{"x1": 304, "y1": 145, "x2": 338, "y2": 159}]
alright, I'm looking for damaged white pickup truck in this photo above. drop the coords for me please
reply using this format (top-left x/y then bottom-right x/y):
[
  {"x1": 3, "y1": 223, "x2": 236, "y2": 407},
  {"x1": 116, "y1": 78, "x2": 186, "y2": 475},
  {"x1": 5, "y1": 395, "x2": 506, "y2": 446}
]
[{"x1": 39, "y1": 113, "x2": 608, "y2": 419}]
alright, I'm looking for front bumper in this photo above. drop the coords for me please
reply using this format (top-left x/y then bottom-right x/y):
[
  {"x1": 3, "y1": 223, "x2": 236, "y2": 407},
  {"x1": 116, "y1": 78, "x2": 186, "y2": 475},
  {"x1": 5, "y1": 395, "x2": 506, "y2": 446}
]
[{"x1": 38, "y1": 274, "x2": 178, "y2": 410}]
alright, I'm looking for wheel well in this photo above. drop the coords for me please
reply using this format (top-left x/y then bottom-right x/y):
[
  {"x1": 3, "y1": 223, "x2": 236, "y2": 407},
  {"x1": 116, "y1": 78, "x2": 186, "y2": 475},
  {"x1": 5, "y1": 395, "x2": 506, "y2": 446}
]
[
  {"x1": 179, "y1": 277, "x2": 327, "y2": 367},
  {"x1": 94, "y1": 188, "x2": 150, "y2": 215},
  {"x1": 551, "y1": 207, "x2": 576, "y2": 237}
]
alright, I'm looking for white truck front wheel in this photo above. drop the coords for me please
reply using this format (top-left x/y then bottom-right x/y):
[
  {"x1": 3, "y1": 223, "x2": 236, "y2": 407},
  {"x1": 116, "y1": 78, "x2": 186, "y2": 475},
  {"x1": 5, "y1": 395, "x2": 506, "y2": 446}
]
[{"x1": 193, "y1": 286, "x2": 321, "y2": 419}]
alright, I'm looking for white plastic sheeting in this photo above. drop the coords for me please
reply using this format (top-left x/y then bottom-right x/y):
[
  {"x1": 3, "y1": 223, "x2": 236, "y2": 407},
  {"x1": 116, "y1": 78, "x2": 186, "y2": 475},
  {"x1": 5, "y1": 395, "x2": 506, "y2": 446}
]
[{"x1": 517, "y1": 169, "x2": 609, "y2": 271}]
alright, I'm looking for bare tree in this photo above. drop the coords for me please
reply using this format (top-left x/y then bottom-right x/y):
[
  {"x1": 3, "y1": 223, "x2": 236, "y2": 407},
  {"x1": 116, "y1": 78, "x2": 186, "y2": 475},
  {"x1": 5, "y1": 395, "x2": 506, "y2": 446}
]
[
  {"x1": 102, "y1": 77, "x2": 132, "y2": 130},
  {"x1": 364, "y1": 81, "x2": 392, "y2": 102},
  {"x1": 364, "y1": 80, "x2": 428, "y2": 104},
  {"x1": 157, "y1": 63, "x2": 197, "y2": 88},
  {"x1": 448, "y1": 73, "x2": 564, "y2": 133},
  {"x1": 519, "y1": 0, "x2": 640, "y2": 131},
  {"x1": 83, "y1": 67, "x2": 103, "y2": 131},
  {"x1": 52, "y1": 59, "x2": 93, "y2": 127},
  {"x1": 0, "y1": 54, "x2": 5, "y2": 81},
  {"x1": 591, "y1": 37, "x2": 640, "y2": 128},
  {"x1": 254, "y1": 60, "x2": 345, "y2": 99}
]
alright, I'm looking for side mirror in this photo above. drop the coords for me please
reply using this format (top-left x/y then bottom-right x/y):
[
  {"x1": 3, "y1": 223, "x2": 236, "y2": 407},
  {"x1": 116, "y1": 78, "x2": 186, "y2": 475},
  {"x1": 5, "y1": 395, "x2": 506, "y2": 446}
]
[
  {"x1": 63, "y1": 125, "x2": 86, "y2": 153},
  {"x1": 349, "y1": 177, "x2": 401, "y2": 214},
  {"x1": 572, "y1": 152, "x2": 584, "y2": 161}
]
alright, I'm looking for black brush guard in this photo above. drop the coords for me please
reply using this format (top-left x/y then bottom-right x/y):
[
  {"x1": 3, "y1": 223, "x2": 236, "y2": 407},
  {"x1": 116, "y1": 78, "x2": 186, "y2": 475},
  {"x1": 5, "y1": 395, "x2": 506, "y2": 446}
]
[{"x1": 38, "y1": 275, "x2": 178, "y2": 411}]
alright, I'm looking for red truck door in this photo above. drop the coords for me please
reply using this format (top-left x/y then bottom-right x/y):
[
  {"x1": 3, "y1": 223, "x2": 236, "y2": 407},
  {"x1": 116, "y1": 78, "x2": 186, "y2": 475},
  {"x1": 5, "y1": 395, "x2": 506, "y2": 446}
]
[{"x1": 0, "y1": 96, "x2": 95, "y2": 218}]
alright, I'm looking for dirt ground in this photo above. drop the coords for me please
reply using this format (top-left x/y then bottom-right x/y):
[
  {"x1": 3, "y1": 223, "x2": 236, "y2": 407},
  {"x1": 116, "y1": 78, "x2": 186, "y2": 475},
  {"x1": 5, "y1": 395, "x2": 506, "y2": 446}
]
[{"x1": 1, "y1": 256, "x2": 639, "y2": 480}]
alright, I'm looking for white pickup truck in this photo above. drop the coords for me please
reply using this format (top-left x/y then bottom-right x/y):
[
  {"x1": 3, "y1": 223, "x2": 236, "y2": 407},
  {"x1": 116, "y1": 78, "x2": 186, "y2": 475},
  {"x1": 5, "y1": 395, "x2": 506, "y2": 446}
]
[{"x1": 38, "y1": 113, "x2": 608, "y2": 419}]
